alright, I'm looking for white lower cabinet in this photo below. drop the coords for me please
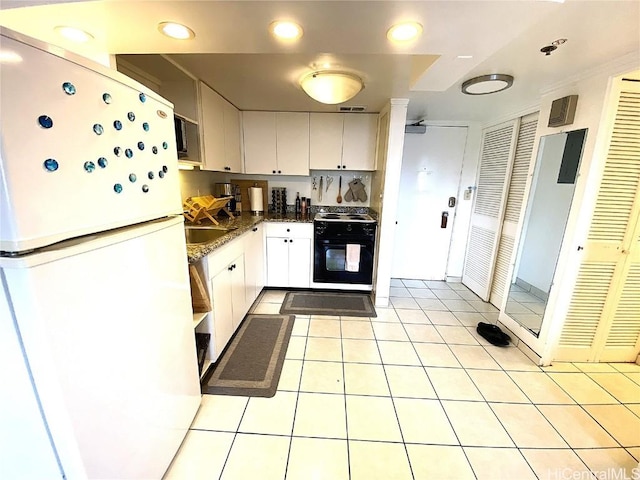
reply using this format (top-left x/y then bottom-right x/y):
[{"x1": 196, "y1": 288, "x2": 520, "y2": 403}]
[
  {"x1": 244, "y1": 224, "x2": 265, "y2": 305},
  {"x1": 265, "y1": 223, "x2": 312, "y2": 288},
  {"x1": 209, "y1": 252, "x2": 245, "y2": 360}
]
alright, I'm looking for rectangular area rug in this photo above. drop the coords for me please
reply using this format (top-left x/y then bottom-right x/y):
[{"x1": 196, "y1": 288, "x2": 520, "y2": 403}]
[
  {"x1": 280, "y1": 291, "x2": 377, "y2": 317},
  {"x1": 201, "y1": 314, "x2": 294, "y2": 397}
]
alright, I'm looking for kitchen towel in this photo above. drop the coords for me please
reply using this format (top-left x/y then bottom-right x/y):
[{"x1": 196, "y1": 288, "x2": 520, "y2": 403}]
[
  {"x1": 249, "y1": 187, "x2": 264, "y2": 213},
  {"x1": 345, "y1": 244, "x2": 361, "y2": 272}
]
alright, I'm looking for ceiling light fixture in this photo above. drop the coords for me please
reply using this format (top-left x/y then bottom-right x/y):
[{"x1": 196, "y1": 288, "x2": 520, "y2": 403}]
[
  {"x1": 387, "y1": 22, "x2": 423, "y2": 43},
  {"x1": 54, "y1": 26, "x2": 94, "y2": 43},
  {"x1": 269, "y1": 21, "x2": 303, "y2": 40},
  {"x1": 300, "y1": 71, "x2": 364, "y2": 105},
  {"x1": 158, "y1": 22, "x2": 195, "y2": 40},
  {"x1": 461, "y1": 74, "x2": 514, "y2": 95}
]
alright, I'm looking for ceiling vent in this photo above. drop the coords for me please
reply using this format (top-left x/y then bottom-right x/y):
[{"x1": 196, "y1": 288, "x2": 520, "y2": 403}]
[
  {"x1": 338, "y1": 105, "x2": 367, "y2": 112},
  {"x1": 548, "y1": 95, "x2": 578, "y2": 127}
]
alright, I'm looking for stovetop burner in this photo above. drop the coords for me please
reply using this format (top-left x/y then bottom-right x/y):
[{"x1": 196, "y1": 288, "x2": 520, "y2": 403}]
[{"x1": 314, "y1": 212, "x2": 376, "y2": 223}]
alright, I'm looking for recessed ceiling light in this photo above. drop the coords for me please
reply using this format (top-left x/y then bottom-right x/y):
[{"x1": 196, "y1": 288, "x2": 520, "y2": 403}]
[
  {"x1": 461, "y1": 74, "x2": 514, "y2": 95},
  {"x1": 269, "y1": 21, "x2": 303, "y2": 41},
  {"x1": 158, "y1": 22, "x2": 195, "y2": 40},
  {"x1": 54, "y1": 26, "x2": 94, "y2": 43},
  {"x1": 387, "y1": 22, "x2": 423, "y2": 43},
  {"x1": 457, "y1": 55, "x2": 474, "y2": 59}
]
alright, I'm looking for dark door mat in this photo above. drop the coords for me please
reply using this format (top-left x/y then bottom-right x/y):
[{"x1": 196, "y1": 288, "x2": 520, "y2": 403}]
[
  {"x1": 280, "y1": 291, "x2": 377, "y2": 317},
  {"x1": 201, "y1": 314, "x2": 294, "y2": 397}
]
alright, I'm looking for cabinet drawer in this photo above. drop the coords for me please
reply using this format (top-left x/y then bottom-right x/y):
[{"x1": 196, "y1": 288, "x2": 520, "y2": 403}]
[{"x1": 264, "y1": 222, "x2": 312, "y2": 239}]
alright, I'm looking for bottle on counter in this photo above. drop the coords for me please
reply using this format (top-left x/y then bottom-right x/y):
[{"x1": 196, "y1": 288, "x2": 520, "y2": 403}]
[
  {"x1": 295, "y1": 192, "x2": 301, "y2": 215},
  {"x1": 301, "y1": 196, "x2": 307, "y2": 216}
]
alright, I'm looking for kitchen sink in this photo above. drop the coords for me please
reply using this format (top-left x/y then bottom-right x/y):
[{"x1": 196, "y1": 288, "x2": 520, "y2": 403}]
[{"x1": 184, "y1": 226, "x2": 237, "y2": 244}]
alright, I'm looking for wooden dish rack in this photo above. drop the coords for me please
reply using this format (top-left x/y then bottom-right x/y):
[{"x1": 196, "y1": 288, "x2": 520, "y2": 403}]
[{"x1": 183, "y1": 195, "x2": 234, "y2": 225}]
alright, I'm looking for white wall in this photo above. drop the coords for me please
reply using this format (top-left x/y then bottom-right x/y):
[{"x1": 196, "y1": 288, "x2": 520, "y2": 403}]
[{"x1": 517, "y1": 133, "x2": 574, "y2": 293}]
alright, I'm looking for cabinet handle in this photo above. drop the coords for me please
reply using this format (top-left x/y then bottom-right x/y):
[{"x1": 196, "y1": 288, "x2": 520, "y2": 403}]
[
  {"x1": 284, "y1": 239, "x2": 288, "y2": 243},
  {"x1": 272, "y1": 170, "x2": 276, "y2": 174},
  {"x1": 253, "y1": 227, "x2": 258, "y2": 232},
  {"x1": 228, "y1": 265, "x2": 233, "y2": 271},
  {"x1": 337, "y1": 165, "x2": 341, "y2": 169},
  {"x1": 286, "y1": 228, "x2": 290, "y2": 232},
  {"x1": 290, "y1": 239, "x2": 293, "y2": 243},
  {"x1": 278, "y1": 170, "x2": 282, "y2": 174},
  {"x1": 342, "y1": 165, "x2": 347, "y2": 169}
]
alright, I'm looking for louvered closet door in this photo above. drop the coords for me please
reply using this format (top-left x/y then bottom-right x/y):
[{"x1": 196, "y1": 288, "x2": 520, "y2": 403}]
[
  {"x1": 557, "y1": 78, "x2": 640, "y2": 362},
  {"x1": 463, "y1": 120, "x2": 519, "y2": 300},
  {"x1": 490, "y1": 114, "x2": 539, "y2": 307}
]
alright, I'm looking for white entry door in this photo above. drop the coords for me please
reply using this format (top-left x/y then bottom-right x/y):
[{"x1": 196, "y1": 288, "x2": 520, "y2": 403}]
[{"x1": 392, "y1": 126, "x2": 468, "y2": 280}]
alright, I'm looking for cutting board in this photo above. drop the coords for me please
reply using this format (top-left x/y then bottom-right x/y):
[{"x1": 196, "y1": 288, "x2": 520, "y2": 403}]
[{"x1": 231, "y1": 179, "x2": 269, "y2": 213}]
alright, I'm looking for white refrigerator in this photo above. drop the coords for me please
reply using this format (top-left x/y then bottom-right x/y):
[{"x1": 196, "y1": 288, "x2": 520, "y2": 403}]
[{"x1": 0, "y1": 29, "x2": 201, "y2": 479}]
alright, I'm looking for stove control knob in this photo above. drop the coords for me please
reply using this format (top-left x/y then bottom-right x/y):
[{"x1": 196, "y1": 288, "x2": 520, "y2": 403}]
[{"x1": 347, "y1": 224, "x2": 352, "y2": 232}]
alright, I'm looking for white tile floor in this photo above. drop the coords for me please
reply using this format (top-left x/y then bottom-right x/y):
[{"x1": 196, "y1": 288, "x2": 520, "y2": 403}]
[{"x1": 164, "y1": 279, "x2": 640, "y2": 480}]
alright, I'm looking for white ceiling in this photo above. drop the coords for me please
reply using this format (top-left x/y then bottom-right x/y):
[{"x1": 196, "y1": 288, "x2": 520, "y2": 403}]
[{"x1": 1, "y1": 1, "x2": 639, "y2": 122}]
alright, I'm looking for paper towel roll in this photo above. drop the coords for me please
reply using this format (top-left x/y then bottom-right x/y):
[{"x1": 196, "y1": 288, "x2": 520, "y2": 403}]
[{"x1": 249, "y1": 187, "x2": 264, "y2": 213}]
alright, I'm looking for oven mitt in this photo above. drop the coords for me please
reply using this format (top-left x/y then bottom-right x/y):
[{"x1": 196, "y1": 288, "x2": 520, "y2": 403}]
[
  {"x1": 348, "y1": 179, "x2": 367, "y2": 202},
  {"x1": 344, "y1": 184, "x2": 355, "y2": 202}
]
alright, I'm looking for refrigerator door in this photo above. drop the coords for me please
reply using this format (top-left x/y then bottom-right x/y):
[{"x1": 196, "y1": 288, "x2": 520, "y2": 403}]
[
  {"x1": 1, "y1": 216, "x2": 201, "y2": 479},
  {"x1": 0, "y1": 32, "x2": 182, "y2": 253}
]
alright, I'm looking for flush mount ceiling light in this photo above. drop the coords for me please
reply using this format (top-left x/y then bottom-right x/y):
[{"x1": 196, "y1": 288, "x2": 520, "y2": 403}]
[
  {"x1": 269, "y1": 21, "x2": 303, "y2": 40},
  {"x1": 387, "y1": 22, "x2": 423, "y2": 43},
  {"x1": 461, "y1": 74, "x2": 514, "y2": 95},
  {"x1": 300, "y1": 71, "x2": 364, "y2": 105},
  {"x1": 158, "y1": 22, "x2": 195, "y2": 40},
  {"x1": 54, "y1": 26, "x2": 94, "y2": 43}
]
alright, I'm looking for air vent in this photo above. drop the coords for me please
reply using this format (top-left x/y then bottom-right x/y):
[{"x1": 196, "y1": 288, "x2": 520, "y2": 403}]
[
  {"x1": 548, "y1": 95, "x2": 578, "y2": 127},
  {"x1": 338, "y1": 106, "x2": 367, "y2": 112}
]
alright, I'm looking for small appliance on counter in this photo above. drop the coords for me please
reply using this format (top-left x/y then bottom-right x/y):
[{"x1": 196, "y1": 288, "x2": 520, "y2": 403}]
[{"x1": 214, "y1": 182, "x2": 236, "y2": 213}]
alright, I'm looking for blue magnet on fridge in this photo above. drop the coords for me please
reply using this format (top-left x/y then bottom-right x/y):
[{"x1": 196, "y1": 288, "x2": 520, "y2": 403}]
[
  {"x1": 142, "y1": 185, "x2": 149, "y2": 193},
  {"x1": 114, "y1": 120, "x2": 122, "y2": 130},
  {"x1": 158, "y1": 170, "x2": 165, "y2": 178},
  {"x1": 129, "y1": 173, "x2": 137, "y2": 183},
  {"x1": 162, "y1": 142, "x2": 168, "y2": 149},
  {"x1": 142, "y1": 122, "x2": 150, "y2": 132},
  {"x1": 148, "y1": 171, "x2": 154, "y2": 180},
  {"x1": 84, "y1": 161, "x2": 95, "y2": 173},
  {"x1": 114, "y1": 146, "x2": 122, "y2": 156},
  {"x1": 98, "y1": 157, "x2": 108, "y2": 168},
  {"x1": 137, "y1": 141, "x2": 144, "y2": 150},
  {"x1": 62, "y1": 82, "x2": 76, "y2": 95},
  {"x1": 38, "y1": 115, "x2": 53, "y2": 129},
  {"x1": 43, "y1": 158, "x2": 59, "y2": 172},
  {"x1": 125, "y1": 148, "x2": 133, "y2": 158},
  {"x1": 139, "y1": 93, "x2": 146, "y2": 103},
  {"x1": 152, "y1": 146, "x2": 158, "y2": 154},
  {"x1": 102, "y1": 93, "x2": 112, "y2": 104},
  {"x1": 93, "y1": 124, "x2": 104, "y2": 135},
  {"x1": 114, "y1": 183, "x2": 123, "y2": 193},
  {"x1": 162, "y1": 165, "x2": 168, "y2": 173},
  {"x1": 127, "y1": 112, "x2": 135, "y2": 122}
]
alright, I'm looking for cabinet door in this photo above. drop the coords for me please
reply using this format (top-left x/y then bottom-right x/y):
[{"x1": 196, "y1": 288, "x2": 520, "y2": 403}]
[
  {"x1": 342, "y1": 114, "x2": 378, "y2": 171},
  {"x1": 244, "y1": 225, "x2": 265, "y2": 305},
  {"x1": 276, "y1": 112, "x2": 310, "y2": 175},
  {"x1": 223, "y1": 100, "x2": 242, "y2": 173},
  {"x1": 199, "y1": 82, "x2": 226, "y2": 171},
  {"x1": 210, "y1": 268, "x2": 233, "y2": 360},
  {"x1": 230, "y1": 254, "x2": 246, "y2": 329},
  {"x1": 309, "y1": 113, "x2": 344, "y2": 170},
  {"x1": 288, "y1": 237, "x2": 311, "y2": 288},
  {"x1": 243, "y1": 111, "x2": 277, "y2": 174},
  {"x1": 266, "y1": 237, "x2": 290, "y2": 287}
]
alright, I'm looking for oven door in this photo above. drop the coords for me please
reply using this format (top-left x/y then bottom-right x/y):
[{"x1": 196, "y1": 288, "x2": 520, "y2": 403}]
[{"x1": 313, "y1": 239, "x2": 374, "y2": 284}]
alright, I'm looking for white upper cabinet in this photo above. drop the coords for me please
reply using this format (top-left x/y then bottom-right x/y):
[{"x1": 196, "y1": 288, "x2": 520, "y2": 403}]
[
  {"x1": 342, "y1": 114, "x2": 378, "y2": 171},
  {"x1": 309, "y1": 113, "x2": 377, "y2": 171},
  {"x1": 199, "y1": 81, "x2": 242, "y2": 173},
  {"x1": 309, "y1": 113, "x2": 344, "y2": 170},
  {"x1": 243, "y1": 111, "x2": 277, "y2": 174},
  {"x1": 243, "y1": 111, "x2": 309, "y2": 175},
  {"x1": 276, "y1": 112, "x2": 310, "y2": 176}
]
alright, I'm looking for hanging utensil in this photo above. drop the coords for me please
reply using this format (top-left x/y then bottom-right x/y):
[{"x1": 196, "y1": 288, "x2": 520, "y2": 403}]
[
  {"x1": 336, "y1": 175, "x2": 343, "y2": 203},
  {"x1": 312, "y1": 176, "x2": 317, "y2": 190},
  {"x1": 326, "y1": 176, "x2": 333, "y2": 192},
  {"x1": 319, "y1": 176, "x2": 323, "y2": 202}
]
